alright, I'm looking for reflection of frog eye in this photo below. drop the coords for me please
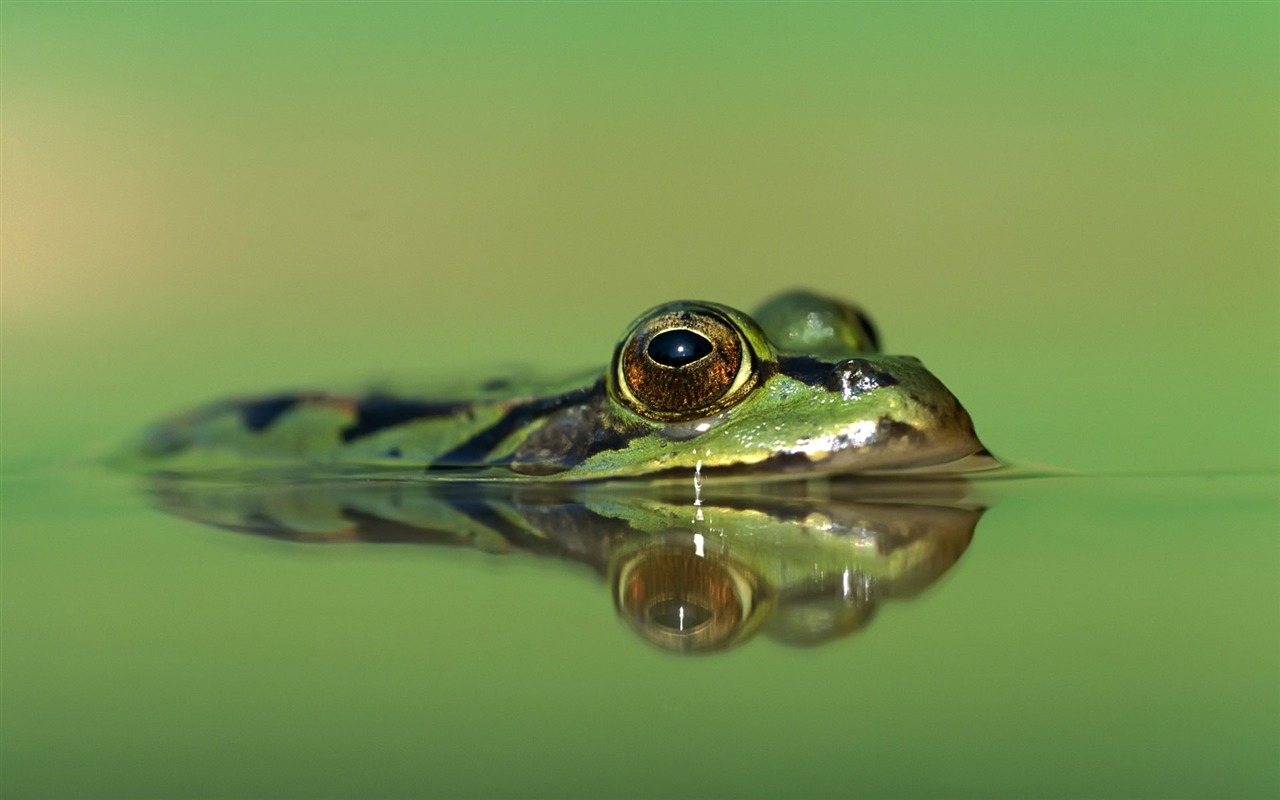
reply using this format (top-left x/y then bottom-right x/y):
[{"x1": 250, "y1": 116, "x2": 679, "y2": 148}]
[
  {"x1": 612, "y1": 546, "x2": 763, "y2": 653},
  {"x1": 613, "y1": 303, "x2": 759, "y2": 421}
]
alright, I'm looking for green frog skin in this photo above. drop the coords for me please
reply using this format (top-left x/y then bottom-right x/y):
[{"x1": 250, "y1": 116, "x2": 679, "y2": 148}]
[{"x1": 127, "y1": 290, "x2": 991, "y2": 481}]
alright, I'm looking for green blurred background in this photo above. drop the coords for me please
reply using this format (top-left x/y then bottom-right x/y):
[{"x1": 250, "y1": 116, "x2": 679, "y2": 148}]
[
  {"x1": 4, "y1": 3, "x2": 1277, "y2": 798},
  {"x1": 5, "y1": 0, "x2": 1276, "y2": 474}
]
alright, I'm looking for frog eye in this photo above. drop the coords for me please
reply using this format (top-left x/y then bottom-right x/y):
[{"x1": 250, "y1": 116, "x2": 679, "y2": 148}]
[{"x1": 613, "y1": 303, "x2": 759, "y2": 421}]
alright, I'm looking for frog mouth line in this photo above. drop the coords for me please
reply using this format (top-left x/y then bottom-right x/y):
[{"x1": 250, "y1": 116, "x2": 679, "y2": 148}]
[{"x1": 640, "y1": 427, "x2": 988, "y2": 482}]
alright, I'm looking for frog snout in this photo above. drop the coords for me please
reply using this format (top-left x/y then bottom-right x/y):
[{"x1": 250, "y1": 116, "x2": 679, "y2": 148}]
[{"x1": 823, "y1": 359, "x2": 900, "y2": 399}]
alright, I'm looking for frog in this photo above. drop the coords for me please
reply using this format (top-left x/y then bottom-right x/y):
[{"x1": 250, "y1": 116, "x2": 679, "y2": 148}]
[{"x1": 123, "y1": 290, "x2": 993, "y2": 481}]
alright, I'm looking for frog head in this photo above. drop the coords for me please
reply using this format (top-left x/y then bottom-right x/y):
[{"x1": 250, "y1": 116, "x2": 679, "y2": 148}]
[{"x1": 565, "y1": 290, "x2": 990, "y2": 479}]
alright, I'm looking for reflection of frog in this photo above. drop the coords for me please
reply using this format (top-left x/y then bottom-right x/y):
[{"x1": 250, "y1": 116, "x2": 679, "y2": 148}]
[
  {"x1": 124, "y1": 290, "x2": 992, "y2": 480},
  {"x1": 143, "y1": 478, "x2": 985, "y2": 653}
]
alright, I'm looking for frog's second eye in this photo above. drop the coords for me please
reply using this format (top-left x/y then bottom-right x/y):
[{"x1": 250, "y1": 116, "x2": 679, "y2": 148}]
[{"x1": 614, "y1": 305, "x2": 758, "y2": 421}]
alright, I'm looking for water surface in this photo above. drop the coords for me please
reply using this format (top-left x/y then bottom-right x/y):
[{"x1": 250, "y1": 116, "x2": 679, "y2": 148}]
[{"x1": 4, "y1": 467, "x2": 1276, "y2": 798}]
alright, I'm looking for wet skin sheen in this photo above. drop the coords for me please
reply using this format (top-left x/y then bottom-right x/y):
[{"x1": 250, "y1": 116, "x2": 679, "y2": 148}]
[{"x1": 127, "y1": 290, "x2": 991, "y2": 481}]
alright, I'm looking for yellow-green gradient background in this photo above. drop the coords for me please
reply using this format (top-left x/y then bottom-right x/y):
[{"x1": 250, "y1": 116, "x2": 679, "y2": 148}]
[
  {"x1": 6, "y1": 1, "x2": 1276, "y2": 474},
  {"x1": 4, "y1": 3, "x2": 1277, "y2": 799}
]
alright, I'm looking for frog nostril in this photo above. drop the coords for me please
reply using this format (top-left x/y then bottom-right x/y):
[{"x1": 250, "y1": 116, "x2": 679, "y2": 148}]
[{"x1": 824, "y1": 359, "x2": 899, "y2": 399}]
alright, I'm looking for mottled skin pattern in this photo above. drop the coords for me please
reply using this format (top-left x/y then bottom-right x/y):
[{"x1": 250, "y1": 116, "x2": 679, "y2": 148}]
[{"x1": 123, "y1": 291, "x2": 991, "y2": 481}]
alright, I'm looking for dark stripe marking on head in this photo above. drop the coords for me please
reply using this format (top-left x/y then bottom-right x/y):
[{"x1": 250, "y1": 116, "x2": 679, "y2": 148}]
[
  {"x1": 340, "y1": 395, "x2": 470, "y2": 443},
  {"x1": 431, "y1": 381, "x2": 605, "y2": 469}
]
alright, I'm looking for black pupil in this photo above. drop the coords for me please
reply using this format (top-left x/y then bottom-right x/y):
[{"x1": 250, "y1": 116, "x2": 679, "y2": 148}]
[
  {"x1": 648, "y1": 598, "x2": 713, "y2": 632},
  {"x1": 647, "y1": 329, "x2": 713, "y2": 368}
]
